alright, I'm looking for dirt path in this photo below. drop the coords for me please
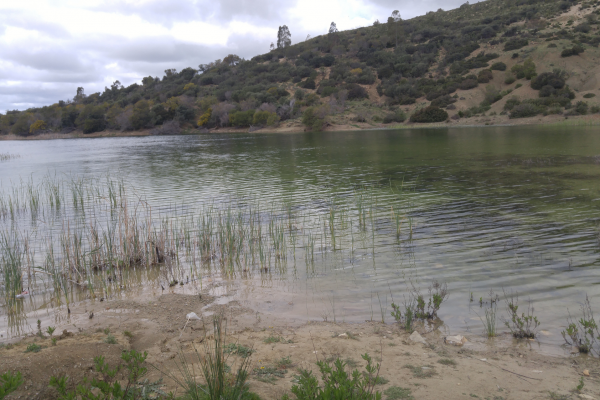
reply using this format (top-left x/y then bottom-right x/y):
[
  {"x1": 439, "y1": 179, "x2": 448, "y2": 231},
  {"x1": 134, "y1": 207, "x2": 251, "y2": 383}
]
[{"x1": 1, "y1": 292, "x2": 598, "y2": 399}]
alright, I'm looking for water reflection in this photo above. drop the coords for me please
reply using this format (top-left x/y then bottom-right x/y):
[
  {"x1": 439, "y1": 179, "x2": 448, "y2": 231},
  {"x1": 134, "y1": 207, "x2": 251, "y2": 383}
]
[{"x1": 0, "y1": 126, "x2": 599, "y2": 353}]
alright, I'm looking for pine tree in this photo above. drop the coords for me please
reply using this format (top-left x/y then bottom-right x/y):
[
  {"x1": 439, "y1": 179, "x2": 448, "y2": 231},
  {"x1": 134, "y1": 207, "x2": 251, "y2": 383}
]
[{"x1": 329, "y1": 22, "x2": 338, "y2": 34}]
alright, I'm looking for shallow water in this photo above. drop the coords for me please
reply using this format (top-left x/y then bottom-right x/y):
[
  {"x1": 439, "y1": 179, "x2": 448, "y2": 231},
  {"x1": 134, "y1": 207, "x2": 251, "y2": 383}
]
[{"x1": 1, "y1": 126, "x2": 600, "y2": 353}]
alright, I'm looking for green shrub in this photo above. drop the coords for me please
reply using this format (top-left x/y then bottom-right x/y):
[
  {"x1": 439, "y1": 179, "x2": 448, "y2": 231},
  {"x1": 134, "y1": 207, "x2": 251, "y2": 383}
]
[
  {"x1": 0, "y1": 371, "x2": 23, "y2": 399},
  {"x1": 574, "y1": 101, "x2": 589, "y2": 115},
  {"x1": 410, "y1": 106, "x2": 448, "y2": 123},
  {"x1": 346, "y1": 84, "x2": 369, "y2": 100},
  {"x1": 229, "y1": 110, "x2": 255, "y2": 127},
  {"x1": 509, "y1": 103, "x2": 540, "y2": 118},
  {"x1": 511, "y1": 59, "x2": 537, "y2": 80},
  {"x1": 25, "y1": 343, "x2": 42, "y2": 353},
  {"x1": 561, "y1": 45, "x2": 585, "y2": 57},
  {"x1": 300, "y1": 79, "x2": 316, "y2": 90},
  {"x1": 531, "y1": 72, "x2": 565, "y2": 90},
  {"x1": 283, "y1": 354, "x2": 381, "y2": 400},
  {"x1": 130, "y1": 100, "x2": 152, "y2": 130},
  {"x1": 504, "y1": 73, "x2": 516, "y2": 85},
  {"x1": 477, "y1": 69, "x2": 494, "y2": 83},
  {"x1": 583, "y1": 93, "x2": 596, "y2": 98},
  {"x1": 459, "y1": 79, "x2": 478, "y2": 90},
  {"x1": 504, "y1": 38, "x2": 529, "y2": 51},
  {"x1": 483, "y1": 86, "x2": 502, "y2": 105},
  {"x1": 383, "y1": 109, "x2": 407, "y2": 124},
  {"x1": 49, "y1": 350, "x2": 165, "y2": 400},
  {"x1": 302, "y1": 107, "x2": 326, "y2": 131},
  {"x1": 253, "y1": 111, "x2": 279, "y2": 126},
  {"x1": 491, "y1": 62, "x2": 507, "y2": 71}
]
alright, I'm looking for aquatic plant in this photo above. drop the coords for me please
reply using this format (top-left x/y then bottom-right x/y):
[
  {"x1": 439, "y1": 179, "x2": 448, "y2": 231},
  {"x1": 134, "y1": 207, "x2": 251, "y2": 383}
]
[
  {"x1": 561, "y1": 295, "x2": 598, "y2": 354},
  {"x1": 502, "y1": 290, "x2": 540, "y2": 339}
]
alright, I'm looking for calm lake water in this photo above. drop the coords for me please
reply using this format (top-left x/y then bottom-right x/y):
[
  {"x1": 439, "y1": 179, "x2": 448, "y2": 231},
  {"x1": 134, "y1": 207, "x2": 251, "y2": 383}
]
[{"x1": 1, "y1": 126, "x2": 600, "y2": 352}]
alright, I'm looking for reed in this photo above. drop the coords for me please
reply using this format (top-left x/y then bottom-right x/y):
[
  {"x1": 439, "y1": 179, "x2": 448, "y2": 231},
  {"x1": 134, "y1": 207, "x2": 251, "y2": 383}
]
[{"x1": 0, "y1": 172, "x2": 416, "y2": 318}]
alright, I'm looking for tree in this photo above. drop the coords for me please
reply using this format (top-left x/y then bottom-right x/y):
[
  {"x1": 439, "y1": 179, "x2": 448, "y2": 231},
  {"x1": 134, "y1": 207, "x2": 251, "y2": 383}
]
[
  {"x1": 270, "y1": 42, "x2": 275, "y2": 51},
  {"x1": 387, "y1": 10, "x2": 403, "y2": 47},
  {"x1": 277, "y1": 25, "x2": 292, "y2": 49},
  {"x1": 29, "y1": 120, "x2": 47, "y2": 134},
  {"x1": 329, "y1": 22, "x2": 338, "y2": 34},
  {"x1": 73, "y1": 87, "x2": 85, "y2": 103},
  {"x1": 130, "y1": 100, "x2": 152, "y2": 130},
  {"x1": 223, "y1": 54, "x2": 241, "y2": 66}
]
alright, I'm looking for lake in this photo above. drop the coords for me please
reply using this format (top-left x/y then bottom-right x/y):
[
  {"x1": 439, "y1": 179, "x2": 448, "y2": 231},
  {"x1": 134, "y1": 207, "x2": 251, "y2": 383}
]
[{"x1": 1, "y1": 126, "x2": 599, "y2": 352}]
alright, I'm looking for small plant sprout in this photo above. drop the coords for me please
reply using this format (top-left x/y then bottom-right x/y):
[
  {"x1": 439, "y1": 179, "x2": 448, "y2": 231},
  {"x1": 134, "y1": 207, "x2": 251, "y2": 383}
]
[
  {"x1": 46, "y1": 326, "x2": 56, "y2": 337},
  {"x1": 502, "y1": 290, "x2": 540, "y2": 339},
  {"x1": 104, "y1": 334, "x2": 117, "y2": 344},
  {"x1": 561, "y1": 295, "x2": 598, "y2": 354},
  {"x1": 576, "y1": 376, "x2": 585, "y2": 392},
  {"x1": 51, "y1": 337, "x2": 57, "y2": 346},
  {"x1": 477, "y1": 289, "x2": 498, "y2": 338}
]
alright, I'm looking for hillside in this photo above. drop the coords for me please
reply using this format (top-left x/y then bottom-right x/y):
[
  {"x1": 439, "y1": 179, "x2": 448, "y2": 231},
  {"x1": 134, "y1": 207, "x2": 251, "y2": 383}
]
[{"x1": 2, "y1": 0, "x2": 600, "y2": 137}]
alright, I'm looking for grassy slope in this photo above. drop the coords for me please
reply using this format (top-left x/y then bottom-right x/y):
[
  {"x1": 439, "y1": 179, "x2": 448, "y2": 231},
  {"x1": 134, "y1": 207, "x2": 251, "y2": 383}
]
[{"x1": 2, "y1": 0, "x2": 600, "y2": 137}]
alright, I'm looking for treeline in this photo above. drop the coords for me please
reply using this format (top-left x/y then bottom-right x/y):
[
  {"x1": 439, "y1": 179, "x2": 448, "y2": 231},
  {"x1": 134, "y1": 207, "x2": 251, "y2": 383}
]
[{"x1": 0, "y1": 0, "x2": 592, "y2": 135}]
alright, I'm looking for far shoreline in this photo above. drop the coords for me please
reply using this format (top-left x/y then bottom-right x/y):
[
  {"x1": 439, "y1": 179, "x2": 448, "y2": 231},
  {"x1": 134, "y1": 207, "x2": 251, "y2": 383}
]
[{"x1": 2, "y1": 113, "x2": 600, "y2": 141}]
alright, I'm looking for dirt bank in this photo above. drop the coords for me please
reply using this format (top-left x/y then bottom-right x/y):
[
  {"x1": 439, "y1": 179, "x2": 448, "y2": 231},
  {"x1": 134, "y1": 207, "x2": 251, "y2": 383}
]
[{"x1": 1, "y1": 292, "x2": 598, "y2": 400}]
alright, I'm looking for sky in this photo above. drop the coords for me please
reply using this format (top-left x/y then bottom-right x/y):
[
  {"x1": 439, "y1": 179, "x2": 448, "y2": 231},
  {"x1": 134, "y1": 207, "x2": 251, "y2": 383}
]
[{"x1": 0, "y1": 0, "x2": 483, "y2": 112}]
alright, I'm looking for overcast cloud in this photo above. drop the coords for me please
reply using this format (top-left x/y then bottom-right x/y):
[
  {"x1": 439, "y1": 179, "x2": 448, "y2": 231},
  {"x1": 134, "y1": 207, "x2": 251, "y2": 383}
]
[{"x1": 0, "y1": 0, "x2": 481, "y2": 111}]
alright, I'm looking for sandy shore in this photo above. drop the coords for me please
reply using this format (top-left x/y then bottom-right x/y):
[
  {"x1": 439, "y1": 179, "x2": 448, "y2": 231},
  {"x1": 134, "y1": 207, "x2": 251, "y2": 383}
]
[{"x1": 1, "y1": 291, "x2": 598, "y2": 400}]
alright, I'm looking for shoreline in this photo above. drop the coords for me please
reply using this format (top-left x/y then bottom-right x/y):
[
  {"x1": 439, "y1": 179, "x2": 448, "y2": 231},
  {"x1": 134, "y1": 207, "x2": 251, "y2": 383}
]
[
  {"x1": 2, "y1": 114, "x2": 600, "y2": 141},
  {"x1": 1, "y1": 290, "x2": 598, "y2": 399}
]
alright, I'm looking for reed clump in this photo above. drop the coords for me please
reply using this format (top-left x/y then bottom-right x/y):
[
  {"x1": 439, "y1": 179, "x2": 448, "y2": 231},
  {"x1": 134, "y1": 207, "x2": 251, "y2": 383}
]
[{"x1": 1, "y1": 173, "x2": 417, "y2": 318}]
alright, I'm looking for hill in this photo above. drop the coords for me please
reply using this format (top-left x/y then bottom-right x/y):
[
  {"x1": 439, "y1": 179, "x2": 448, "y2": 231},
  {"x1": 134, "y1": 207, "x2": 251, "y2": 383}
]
[{"x1": 2, "y1": 0, "x2": 600, "y2": 137}]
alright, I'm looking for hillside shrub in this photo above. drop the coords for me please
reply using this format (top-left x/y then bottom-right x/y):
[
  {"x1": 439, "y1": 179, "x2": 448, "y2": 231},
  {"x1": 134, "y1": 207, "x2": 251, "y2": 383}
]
[
  {"x1": 300, "y1": 79, "x2": 316, "y2": 89},
  {"x1": 346, "y1": 84, "x2": 369, "y2": 100},
  {"x1": 491, "y1": 62, "x2": 507, "y2": 71},
  {"x1": 229, "y1": 110, "x2": 255, "y2": 127},
  {"x1": 478, "y1": 69, "x2": 494, "y2": 83},
  {"x1": 410, "y1": 106, "x2": 448, "y2": 123},
  {"x1": 509, "y1": 103, "x2": 540, "y2": 118},
  {"x1": 504, "y1": 38, "x2": 529, "y2": 51},
  {"x1": 583, "y1": 93, "x2": 596, "y2": 98},
  {"x1": 483, "y1": 86, "x2": 502, "y2": 105},
  {"x1": 382, "y1": 109, "x2": 407, "y2": 124},
  {"x1": 459, "y1": 79, "x2": 478, "y2": 90},
  {"x1": 539, "y1": 85, "x2": 556, "y2": 97},
  {"x1": 574, "y1": 101, "x2": 589, "y2": 115},
  {"x1": 431, "y1": 95, "x2": 456, "y2": 108},
  {"x1": 531, "y1": 72, "x2": 566, "y2": 90},
  {"x1": 511, "y1": 59, "x2": 537, "y2": 80},
  {"x1": 561, "y1": 45, "x2": 585, "y2": 57},
  {"x1": 505, "y1": 73, "x2": 516, "y2": 85},
  {"x1": 504, "y1": 97, "x2": 521, "y2": 111},
  {"x1": 302, "y1": 106, "x2": 329, "y2": 131},
  {"x1": 253, "y1": 110, "x2": 279, "y2": 126}
]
